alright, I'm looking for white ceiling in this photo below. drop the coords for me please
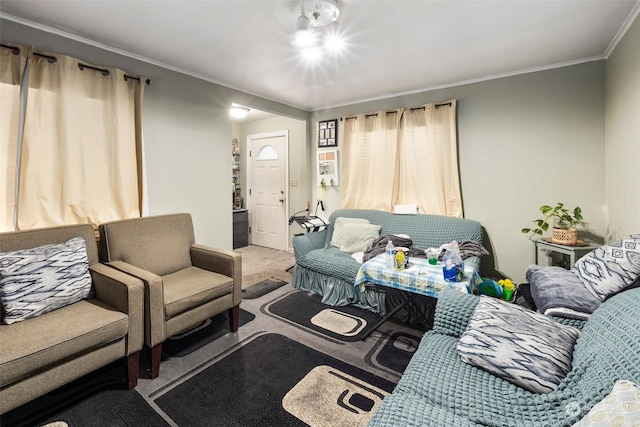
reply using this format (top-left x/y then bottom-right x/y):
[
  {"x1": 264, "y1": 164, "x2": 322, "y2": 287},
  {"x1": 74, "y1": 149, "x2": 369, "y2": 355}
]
[{"x1": 1, "y1": 0, "x2": 638, "y2": 112}]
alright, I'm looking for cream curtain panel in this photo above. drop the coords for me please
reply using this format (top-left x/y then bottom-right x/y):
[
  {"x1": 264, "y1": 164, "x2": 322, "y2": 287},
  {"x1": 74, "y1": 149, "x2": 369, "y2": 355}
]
[
  {"x1": 341, "y1": 110, "x2": 402, "y2": 211},
  {"x1": 341, "y1": 100, "x2": 462, "y2": 217},
  {"x1": 0, "y1": 44, "x2": 27, "y2": 232},
  {"x1": 397, "y1": 101, "x2": 462, "y2": 217},
  {"x1": 17, "y1": 51, "x2": 144, "y2": 229}
]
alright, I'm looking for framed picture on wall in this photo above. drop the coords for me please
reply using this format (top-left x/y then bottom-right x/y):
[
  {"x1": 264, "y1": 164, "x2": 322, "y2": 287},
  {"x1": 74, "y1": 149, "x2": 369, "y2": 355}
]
[{"x1": 318, "y1": 119, "x2": 338, "y2": 147}]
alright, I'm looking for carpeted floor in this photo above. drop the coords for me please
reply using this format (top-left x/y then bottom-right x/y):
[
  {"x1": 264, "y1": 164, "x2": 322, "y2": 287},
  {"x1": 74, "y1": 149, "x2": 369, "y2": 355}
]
[
  {"x1": 7, "y1": 258, "x2": 427, "y2": 427},
  {"x1": 235, "y1": 245, "x2": 295, "y2": 287}
]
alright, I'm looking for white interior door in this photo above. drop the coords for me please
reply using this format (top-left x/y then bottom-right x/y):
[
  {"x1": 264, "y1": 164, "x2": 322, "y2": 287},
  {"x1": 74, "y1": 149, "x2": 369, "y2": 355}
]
[{"x1": 248, "y1": 131, "x2": 288, "y2": 250}]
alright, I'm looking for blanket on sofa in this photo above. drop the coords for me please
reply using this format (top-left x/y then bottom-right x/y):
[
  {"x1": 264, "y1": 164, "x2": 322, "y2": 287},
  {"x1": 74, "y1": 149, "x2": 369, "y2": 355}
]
[
  {"x1": 363, "y1": 234, "x2": 426, "y2": 262},
  {"x1": 439, "y1": 240, "x2": 489, "y2": 261},
  {"x1": 527, "y1": 265, "x2": 601, "y2": 320},
  {"x1": 363, "y1": 235, "x2": 489, "y2": 264}
]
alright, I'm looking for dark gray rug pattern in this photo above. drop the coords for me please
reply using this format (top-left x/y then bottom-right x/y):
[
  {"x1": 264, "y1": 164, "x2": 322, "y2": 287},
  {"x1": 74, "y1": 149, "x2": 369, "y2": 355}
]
[
  {"x1": 372, "y1": 331, "x2": 422, "y2": 374},
  {"x1": 162, "y1": 308, "x2": 255, "y2": 358},
  {"x1": 242, "y1": 277, "x2": 288, "y2": 299},
  {"x1": 6, "y1": 282, "x2": 425, "y2": 427},
  {"x1": 265, "y1": 290, "x2": 383, "y2": 342},
  {"x1": 41, "y1": 388, "x2": 170, "y2": 427},
  {"x1": 154, "y1": 333, "x2": 395, "y2": 427}
]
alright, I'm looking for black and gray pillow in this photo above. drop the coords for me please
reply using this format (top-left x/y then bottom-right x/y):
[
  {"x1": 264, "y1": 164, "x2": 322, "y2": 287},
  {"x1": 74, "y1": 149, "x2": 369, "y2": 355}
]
[
  {"x1": 457, "y1": 296, "x2": 580, "y2": 393},
  {"x1": 0, "y1": 237, "x2": 93, "y2": 324}
]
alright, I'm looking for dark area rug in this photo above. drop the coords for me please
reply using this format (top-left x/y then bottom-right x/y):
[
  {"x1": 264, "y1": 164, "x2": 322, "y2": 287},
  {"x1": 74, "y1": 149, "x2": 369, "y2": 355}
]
[
  {"x1": 266, "y1": 291, "x2": 383, "y2": 341},
  {"x1": 382, "y1": 288, "x2": 437, "y2": 330},
  {"x1": 154, "y1": 333, "x2": 396, "y2": 427},
  {"x1": 3, "y1": 362, "x2": 166, "y2": 427},
  {"x1": 162, "y1": 308, "x2": 255, "y2": 358},
  {"x1": 39, "y1": 388, "x2": 169, "y2": 427},
  {"x1": 242, "y1": 277, "x2": 288, "y2": 299},
  {"x1": 374, "y1": 331, "x2": 422, "y2": 374}
]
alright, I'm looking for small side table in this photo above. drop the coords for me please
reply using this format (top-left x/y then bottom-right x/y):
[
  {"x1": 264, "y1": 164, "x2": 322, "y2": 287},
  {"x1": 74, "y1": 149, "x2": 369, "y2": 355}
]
[{"x1": 532, "y1": 238, "x2": 601, "y2": 269}]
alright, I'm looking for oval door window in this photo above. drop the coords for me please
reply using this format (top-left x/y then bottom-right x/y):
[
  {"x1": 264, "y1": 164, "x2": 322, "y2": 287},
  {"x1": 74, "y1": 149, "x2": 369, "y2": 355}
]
[{"x1": 258, "y1": 145, "x2": 278, "y2": 160}]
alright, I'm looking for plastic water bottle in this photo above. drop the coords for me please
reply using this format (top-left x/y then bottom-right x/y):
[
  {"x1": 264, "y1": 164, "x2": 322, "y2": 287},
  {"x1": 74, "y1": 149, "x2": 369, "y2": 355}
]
[
  {"x1": 385, "y1": 240, "x2": 395, "y2": 269},
  {"x1": 443, "y1": 261, "x2": 456, "y2": 282},
  {"x1": 443, "y1": 260, "x2": 463, "y2": 282}
]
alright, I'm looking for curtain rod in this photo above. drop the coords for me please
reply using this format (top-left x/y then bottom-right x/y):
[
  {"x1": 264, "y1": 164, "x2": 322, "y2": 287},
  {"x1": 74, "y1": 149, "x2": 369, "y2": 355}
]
[
  {"x1": 344, "y1": 111, "x2": 397, "y2": 120},
  {"x1": 343, "y1": 102, "x2": 452, "y2": 120},
  {"x1": 1, "y1": 43, "x2": 19, "y2": 55},
  {"x1": 1, "y1": 45, "x2": 150, "y2": 84},
  {"x1": 75, "y1": 61, "x2": 150, "y2": 85}
]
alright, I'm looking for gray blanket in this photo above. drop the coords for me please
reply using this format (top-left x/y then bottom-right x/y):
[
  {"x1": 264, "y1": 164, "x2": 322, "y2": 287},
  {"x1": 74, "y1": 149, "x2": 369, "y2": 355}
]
[
  {"x1": 363, "y1": 234, "x2": 426, "y2": 262},
  {"x1": 363, "y1": 236, "x2": 490, "y2": 263},
  {"x1": 439, "y1": 240, "x2": 489, "y2": 261},
  {"x1": 527, "y1": 265, "x2": 601, "y2": 320}
]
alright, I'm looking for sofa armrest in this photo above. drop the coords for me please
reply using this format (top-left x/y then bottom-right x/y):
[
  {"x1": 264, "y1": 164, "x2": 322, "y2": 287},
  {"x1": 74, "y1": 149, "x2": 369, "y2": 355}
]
[
  {"x1": 90, "y1": 263, "x2": 144, "y2": 355},
  {"x1": 292, "y1": 230, "x2": 327, "y2": 262},
  {"x1": 432, "y1": 288, "x2": 480, "y2": 338},
  {"x1": 550, "y1": 316, "x2": 587, "y2": 330},
  {"x1": 190, "y1": 244, "x2": 242, "y2": 305},
  {"x1": 106, "y1": 260, "x2": 165, "y2": 348}
]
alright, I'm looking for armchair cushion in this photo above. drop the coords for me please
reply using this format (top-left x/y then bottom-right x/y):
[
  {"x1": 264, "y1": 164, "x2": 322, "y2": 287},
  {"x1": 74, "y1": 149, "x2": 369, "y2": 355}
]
[
  {"x1": 0, "y1": 298, "x2": 128, "y2": 389},
  {"x1": 0, "y1": 237, "x2": 93, "y2": 324},
  {"x1": 163, "y1": 266, "x2": 234, "y2": 319}
]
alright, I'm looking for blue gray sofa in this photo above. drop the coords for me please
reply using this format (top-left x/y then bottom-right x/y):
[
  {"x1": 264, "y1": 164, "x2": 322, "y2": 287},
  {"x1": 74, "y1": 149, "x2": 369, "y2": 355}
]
[
  {"x1": 368, "y1": 286, "x2": 640, "y2": 426},
  {"x1": 292, "y1": 209, "x2": 483, "y2": 313}
]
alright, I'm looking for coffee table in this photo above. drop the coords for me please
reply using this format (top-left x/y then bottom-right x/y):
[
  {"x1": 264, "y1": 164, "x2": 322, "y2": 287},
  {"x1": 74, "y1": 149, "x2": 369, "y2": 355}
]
[{"x1": 354, "y1": 254, "x2": 481, "y2": 339}]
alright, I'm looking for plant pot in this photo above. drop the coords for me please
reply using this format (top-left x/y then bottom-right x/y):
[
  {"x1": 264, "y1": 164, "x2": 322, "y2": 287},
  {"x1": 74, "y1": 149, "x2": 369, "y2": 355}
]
[{"x1": 551, "y1": 227, "x2": 578, "y2": 245}]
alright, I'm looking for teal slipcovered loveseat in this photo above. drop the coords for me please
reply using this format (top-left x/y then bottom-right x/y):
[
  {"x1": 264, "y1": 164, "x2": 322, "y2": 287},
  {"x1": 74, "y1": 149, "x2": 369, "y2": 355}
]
[
  {"x1": 368, "y1": 287, "x2": 640, "y2": 426},
  {"x1": 292, "y1": 209, "x2": 483, "y2": 313}
]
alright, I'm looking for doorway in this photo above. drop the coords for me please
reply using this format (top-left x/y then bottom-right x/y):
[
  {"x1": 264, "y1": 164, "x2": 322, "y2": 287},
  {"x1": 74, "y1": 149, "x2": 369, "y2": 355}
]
[{"x1": 248, "y1": 131, "x2": 289, "y2": 251}]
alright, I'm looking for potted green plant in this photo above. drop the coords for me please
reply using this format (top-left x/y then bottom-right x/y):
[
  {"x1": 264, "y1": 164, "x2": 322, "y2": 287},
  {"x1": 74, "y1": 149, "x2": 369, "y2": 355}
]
[{"x1": 521, "y1": 202, "x2": 584, "y2": 245}]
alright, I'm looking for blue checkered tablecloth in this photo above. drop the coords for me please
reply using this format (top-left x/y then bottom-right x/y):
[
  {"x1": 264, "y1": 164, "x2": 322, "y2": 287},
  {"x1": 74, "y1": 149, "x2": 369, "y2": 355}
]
[{"x1": 354, "y1": 254, "x2": 481, "y2": 298}]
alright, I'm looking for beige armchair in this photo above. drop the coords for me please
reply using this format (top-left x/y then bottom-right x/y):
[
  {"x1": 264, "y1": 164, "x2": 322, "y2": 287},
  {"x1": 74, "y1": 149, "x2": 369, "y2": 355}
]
[
  {"x1": 98, "y1": 213, "x2": 242, "y2": 378},
  {"x1": 0, "y1": 224, "x2": 144, "y2": 414}
]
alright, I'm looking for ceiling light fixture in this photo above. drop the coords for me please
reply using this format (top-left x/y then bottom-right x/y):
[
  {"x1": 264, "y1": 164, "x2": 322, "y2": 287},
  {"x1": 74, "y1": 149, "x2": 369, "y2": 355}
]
[
  {"x1": 292, "y1": 0, "x2": 343, "y2": 54},
  {"x1": 230, "y1": 105, "x2": 250, "y2": 119}
]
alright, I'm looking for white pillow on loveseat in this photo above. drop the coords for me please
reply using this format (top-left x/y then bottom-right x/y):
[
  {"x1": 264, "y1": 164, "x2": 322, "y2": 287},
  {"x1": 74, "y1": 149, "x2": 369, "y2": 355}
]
[{"x1": 330, "y1": 217, "x2": 381, "y2": 254}]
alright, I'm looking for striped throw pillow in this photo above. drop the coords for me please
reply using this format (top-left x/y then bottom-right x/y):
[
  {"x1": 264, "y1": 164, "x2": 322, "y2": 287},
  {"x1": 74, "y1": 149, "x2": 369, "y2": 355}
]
[
  {"x1": 0, "y1": 237, "x2": 93, "y2": 324},
  {"x1": 457, "y1": 296, "x2": 580, "y2": 393}
]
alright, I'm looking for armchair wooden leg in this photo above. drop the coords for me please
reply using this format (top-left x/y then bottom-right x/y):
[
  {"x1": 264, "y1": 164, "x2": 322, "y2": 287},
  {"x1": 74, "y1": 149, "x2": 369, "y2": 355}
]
[
  {"x1": 127, "y1": 351, "x2": 140, "y2": 389},
  {"x1": 150, "y1": 344, "x2": 162, "y2": 379},
  {"x1": 229, "y1": 305, "x2": 240, "y2": 332}
]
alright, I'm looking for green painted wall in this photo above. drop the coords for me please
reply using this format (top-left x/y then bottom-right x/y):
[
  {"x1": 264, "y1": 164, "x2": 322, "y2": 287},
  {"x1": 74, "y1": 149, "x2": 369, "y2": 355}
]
[
  {"x1": 313, "y1": 62, "x2": 607, "y2": 282},
  {"x1": 605, "y1": 13, "x2": 640, "y2": 240}
]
